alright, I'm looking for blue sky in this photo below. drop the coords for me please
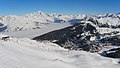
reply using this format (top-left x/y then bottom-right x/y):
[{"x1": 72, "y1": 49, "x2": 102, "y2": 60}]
[{"x1": 0, "y1": 0, "x2": 119, "y2": 15}]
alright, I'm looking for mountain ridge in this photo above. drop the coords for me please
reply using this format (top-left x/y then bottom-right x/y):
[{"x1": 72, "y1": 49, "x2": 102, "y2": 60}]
[{"x1": 0, "y1": 11, "x2": 120, "y2": 32}]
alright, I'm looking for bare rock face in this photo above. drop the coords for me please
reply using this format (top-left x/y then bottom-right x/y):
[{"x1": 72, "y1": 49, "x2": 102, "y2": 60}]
[
  {"x1": 0, "y1": 23, "x2": 7, "y2": 32},
  {"x1": 100, "y1": 35, "x2": 120, "y2": 46},
  {"x1": 33, "y1": 23, "x2": 102, "y2": 52},
  {"x1": 102, "y1": 48, "x2": 120, "y2": 58}
]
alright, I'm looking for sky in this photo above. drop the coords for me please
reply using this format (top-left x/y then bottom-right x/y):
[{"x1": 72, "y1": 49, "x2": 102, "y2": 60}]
[{"x1": 0, "y1": 0, "x2": 119, "y2": 15}]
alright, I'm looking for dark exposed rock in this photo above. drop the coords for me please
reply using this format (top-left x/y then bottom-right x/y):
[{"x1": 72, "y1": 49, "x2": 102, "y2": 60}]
[
  {"x1": 118, "y1": 61, "x2": 120, "y2": 64},
  {"x1": 83, "y1": 23, "x2": 96, "y2": 34},
  {"x1": 0, "y1": 23, "x2": 4, "y2": 26},
  {"x1": 33, "y1": 23, "x2": 102, "y2": 52},
  {"x1": 102, "y1": 48, "x2": 120, "y2": 58},
  {"x1": 100, "y1": 35, "x2": 120, "y2": 46},
  {"x1": 88, "y1": 17, "x2": 99, "y2": 25},
  {"x1": 0, "y1": 23, "x2": 7, "y2": 32},
  {"x1": 88, "y1": 17, "x2": 110, "y2": 28},
  {"x1": 33, "y1": 23, "x2": 84, "y2": 41}
]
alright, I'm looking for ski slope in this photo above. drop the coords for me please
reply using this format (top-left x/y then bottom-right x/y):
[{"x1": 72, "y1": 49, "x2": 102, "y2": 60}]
[{"x1": 0, "y1": 37, "x2": 119, "y2": 68}]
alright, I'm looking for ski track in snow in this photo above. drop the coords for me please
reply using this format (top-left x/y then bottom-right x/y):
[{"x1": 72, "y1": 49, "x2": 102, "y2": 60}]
[{"x1": 0, "y1": 38, "x2": 120, "y2": 68}]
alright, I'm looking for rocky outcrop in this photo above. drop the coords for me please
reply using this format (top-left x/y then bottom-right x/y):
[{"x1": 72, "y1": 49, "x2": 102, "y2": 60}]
[
  {"x1": 102, "y1": 48, "x2": 120, "y2": 58},
  {"x1": 33, "y1": 23, "x2": 102, "y2": 52},
  {"x1": 100, "y1": 35, "x2": 120, "y2": 46},
  {"x1": 88, "y1": 17, "x2": 110, "y2": 28},
  {"x1": 0, "y1": 23, "x2": 7, "y2": 32}
]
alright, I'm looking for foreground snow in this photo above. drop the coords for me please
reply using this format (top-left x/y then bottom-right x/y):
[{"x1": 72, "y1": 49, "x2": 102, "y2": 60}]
[{"x1": 0, "y1": 38, "x2": 120, "y2": 68}]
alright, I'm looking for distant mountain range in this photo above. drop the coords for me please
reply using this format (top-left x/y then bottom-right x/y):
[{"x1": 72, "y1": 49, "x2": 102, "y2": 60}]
[{"x1": 0, "y1": 11, "x2": 120, "y2": 32}]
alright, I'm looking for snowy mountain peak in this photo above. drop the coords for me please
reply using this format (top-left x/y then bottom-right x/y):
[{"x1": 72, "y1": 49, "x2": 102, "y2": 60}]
[
  {"x1": 24, "y1": 11, "x2": 47, "y2": 17},
  {"x1": 35, "y1": 11, "x2": 44, "y2": 14},
  {"x1": 0, "y1": 11, "x2": 120, "y2": 32}
]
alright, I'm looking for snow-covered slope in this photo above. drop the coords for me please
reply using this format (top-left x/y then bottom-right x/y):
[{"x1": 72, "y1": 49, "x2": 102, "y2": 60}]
[
  {"x1": 1, "y1": 23, "x2": 72, "y2": 38},
  {"x1": 0, "y1": 11, "x2": 55, "y2": 32},
  {"x1": 0, "y1": 37, "x2": 119, "y2": 68}
]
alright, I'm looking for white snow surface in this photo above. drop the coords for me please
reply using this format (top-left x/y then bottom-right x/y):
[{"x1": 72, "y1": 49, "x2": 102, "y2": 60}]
[
  {"x1": 0, "y1": 37, "x2": 120, "y2": 68},
  {"x1": 1, "y1": 23, "x2": 71, "y2": 38},
  {"x1": 97, "y1": 17, "x2": 120, "y2": 26},
  {"x1": 97, "y1": 27, "x2": 120, "y2": 34}
]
